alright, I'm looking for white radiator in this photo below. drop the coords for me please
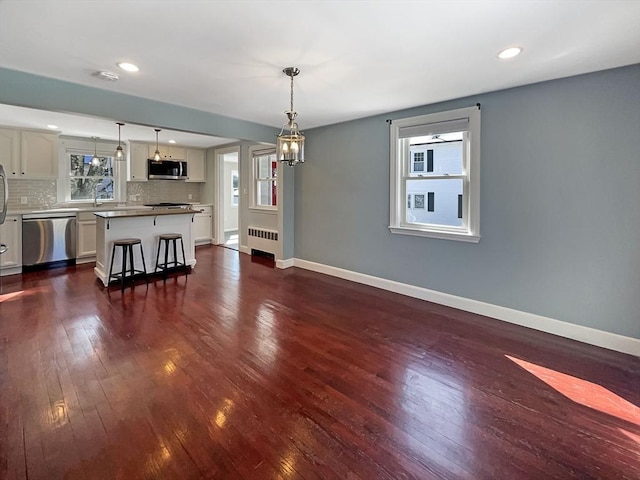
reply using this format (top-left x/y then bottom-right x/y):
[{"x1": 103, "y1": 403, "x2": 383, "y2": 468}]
[{"x1": 247, "y1": 226, "x2": 279, "y2": 256}]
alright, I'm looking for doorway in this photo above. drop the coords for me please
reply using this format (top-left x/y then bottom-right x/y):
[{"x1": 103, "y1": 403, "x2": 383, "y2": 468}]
[{"x1": 215, "y1": 147, "x2": 240, "y2": 251}]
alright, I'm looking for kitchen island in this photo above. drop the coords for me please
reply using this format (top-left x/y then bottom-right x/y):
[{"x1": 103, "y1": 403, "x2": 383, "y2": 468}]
[{"x1": 94, "y1": 208, "x2": 200, "y2": 286}]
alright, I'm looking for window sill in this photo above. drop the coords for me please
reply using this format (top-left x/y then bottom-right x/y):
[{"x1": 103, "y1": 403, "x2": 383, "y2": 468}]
[
  {"x1": 388, "y1": 225, "x2": 480, "y2": 243},
  {"x1": 248, "y1": 207, "x2": 277, "y2": 214}
]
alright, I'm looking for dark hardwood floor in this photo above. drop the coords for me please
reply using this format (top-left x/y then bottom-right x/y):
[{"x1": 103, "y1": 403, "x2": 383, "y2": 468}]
[{"x1": 0, "y1": 245, "x2": 638, "y2": 479}]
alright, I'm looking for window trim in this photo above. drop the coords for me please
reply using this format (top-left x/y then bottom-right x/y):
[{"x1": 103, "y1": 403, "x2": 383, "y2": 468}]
[
  {"x1": 57, "y1": 138, "x2": 126, "y2": 204},
  {"x1": 389, "y1": 105, "x2": 481, "y2": 243},
  {"x1": 249, "y1": 146, "x2": 278, "y2": 212}
]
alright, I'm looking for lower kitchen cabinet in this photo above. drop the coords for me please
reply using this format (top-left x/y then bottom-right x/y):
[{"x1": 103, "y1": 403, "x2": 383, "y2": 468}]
[
  {"x1": 76, "y1": 211, "x2": 96, "y2": 262},
  {"x1": 194, "y1": 206, "x2": 212, "y2": 245},
  {"x1": 0, "y1": 215, "x2": 22, "y2": 275}
]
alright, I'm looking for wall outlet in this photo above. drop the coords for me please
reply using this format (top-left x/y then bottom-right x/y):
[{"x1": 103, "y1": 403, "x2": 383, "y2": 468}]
[
  {"x1": 188, "y1": 194, "x2": 193, "y2": 200},
  {"x1": 20, "y1": 196, "x2": 28, "y2": 204}
]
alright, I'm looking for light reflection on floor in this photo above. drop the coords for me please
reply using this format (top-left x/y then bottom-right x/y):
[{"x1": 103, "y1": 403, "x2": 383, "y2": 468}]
[
  {"x1": 0, "y1": 286, "x2": 52, "y2": 303},
  {"x1": 224, "y1": 230, "x2": 239, "y2": 250},
  {"x1": 506, "y1": 355, "x2": 640, "y2": 426}
]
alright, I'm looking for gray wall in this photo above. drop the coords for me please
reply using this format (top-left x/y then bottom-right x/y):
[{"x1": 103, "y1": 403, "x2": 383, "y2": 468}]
[{"x1": 296, "y1": 65, "x2": 640, "y2": 338}]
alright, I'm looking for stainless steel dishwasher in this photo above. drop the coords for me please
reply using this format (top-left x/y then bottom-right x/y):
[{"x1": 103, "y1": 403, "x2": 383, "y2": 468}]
[{"x1": 22, "y1": 212, "x2": 76, "y2": 270}]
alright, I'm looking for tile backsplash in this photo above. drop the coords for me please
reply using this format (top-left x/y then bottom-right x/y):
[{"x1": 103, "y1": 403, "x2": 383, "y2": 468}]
[
  {"x1": 6, "y1": 179, "x2": 203, "y2": 209},
  {"x1": 7, "y1": 179, "x2": 57, "y2": 209},
  {"x1": 127, "y1": 181, "x2": 203, "y2": 205}
]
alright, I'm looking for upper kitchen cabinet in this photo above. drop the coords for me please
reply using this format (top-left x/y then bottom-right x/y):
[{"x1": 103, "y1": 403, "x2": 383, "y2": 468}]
[
  {"x1": 0, "y1": 128, "x2": 58, "y2": 178},
  {"x1": 21, "y1": 131, "x2": 58, "y2": 177},
  {"x1": 0, "y1": 128, "x2": 19, "y2": 175},
  {"x1": 128, "y1": 141, "x2": 148, "y2": 181},
  {"x1": 148, "y1": 144, "x2": 186, "y2": 160},
  {"x1": 186, "y1": 148, "x2": 205, "y2": 182}
]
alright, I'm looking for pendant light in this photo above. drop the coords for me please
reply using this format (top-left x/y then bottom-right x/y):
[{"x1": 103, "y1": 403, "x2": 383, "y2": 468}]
[
  {"x1": 153, "y1": 128, "x2": 162, "y2": 161},
  {"x1": 91, "y1": 137, "x2": 100, "y2": 166},
  {"x1": 114, "y1": 122, "x2": 125, "y2": 161},
  {"x1": 276, "y1": 67, "x2": 305, "y2": 166}
]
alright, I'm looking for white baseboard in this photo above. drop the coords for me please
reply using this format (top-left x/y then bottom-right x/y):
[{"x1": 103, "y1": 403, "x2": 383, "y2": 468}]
[
  {"x1": 276, "y1": 258, "x2": 295, "y2": 269},
  {"x1": 292, "y1": 258, "x2": 639, "y2": 356}
]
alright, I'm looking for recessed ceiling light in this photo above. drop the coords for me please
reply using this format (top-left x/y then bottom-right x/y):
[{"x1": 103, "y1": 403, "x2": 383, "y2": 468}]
[
  {"x1": 46, "y1": 124, "x2": 58, "y2": 130},
  {"x1": 168, "y1": 139, "x2": 176, "y2": 144},
  {"x1": 498, "y1": 47, "x2": 523, "y2": 59},
  {"x1": 117, "y1": 62, "x2": 139, "y2": 72}
]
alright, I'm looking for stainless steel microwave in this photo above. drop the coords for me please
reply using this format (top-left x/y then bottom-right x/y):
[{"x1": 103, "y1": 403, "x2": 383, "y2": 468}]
[{"x1": 147, "y1": 159, "x2": 188, "y2": 180}]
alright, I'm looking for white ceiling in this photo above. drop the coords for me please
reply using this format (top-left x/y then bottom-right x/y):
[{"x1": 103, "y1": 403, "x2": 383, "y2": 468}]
[{"x1": 0, "y1": 0, "x2": 638, "y2": 143}]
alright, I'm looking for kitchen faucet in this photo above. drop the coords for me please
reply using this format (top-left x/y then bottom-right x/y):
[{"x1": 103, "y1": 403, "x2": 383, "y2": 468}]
[{"x1": 94, "y1": 184, "x2": 103, "y2": 207}]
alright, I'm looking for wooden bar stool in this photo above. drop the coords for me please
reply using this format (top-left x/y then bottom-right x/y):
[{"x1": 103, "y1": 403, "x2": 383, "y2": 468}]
[
  {"x1": 107, "y1": 238, "x2": 148, "y2": 291},
  {"x1": 155, "y1": 233, "x2": 187, "y2": 281}
]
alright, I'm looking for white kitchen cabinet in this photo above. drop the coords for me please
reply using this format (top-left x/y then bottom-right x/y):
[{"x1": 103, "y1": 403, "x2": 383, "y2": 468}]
[
  {"x1": 194, "y1": 206, "x2": 212, "y2": 245},
  {"x1": 0, "y1": 129, "x2": 57, "y2": 178},
  {"x1": 76, "y1": 212, "x2": 97, "y2": 261},
  {"x1": 186, "y1": 148, "x2": 205, "y2": 182},
  {"x1": 148, "y1": 144, "x2": 186, "y2": 160},
  {"x1": 0, "y1": 128, "x2": 20, "y2": 177},
  {"x1": 20, "y1": 131, "x2": 58, "y2": 178},
  {"x1": 0, "y1": 215, "x2": 22, "y2": 274},
  {"x1": 128, "y1": 141, "x2": 148, "y2": 181}
]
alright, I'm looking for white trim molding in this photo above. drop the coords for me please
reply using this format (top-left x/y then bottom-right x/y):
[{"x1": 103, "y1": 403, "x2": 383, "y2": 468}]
[
  {"x1": 291, "y1": 258, "x2": 639, "y2": 356},
  {"x1": 276, "y1": 258, "x2": 295, "y2": 269}
]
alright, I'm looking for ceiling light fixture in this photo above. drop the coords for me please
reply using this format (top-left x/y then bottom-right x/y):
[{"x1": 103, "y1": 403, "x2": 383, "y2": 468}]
[
  {"x1": 498, "y1": 46, "x2": 523, "y2": 59},
  {"x1": 91, "y1": 137, "x2": 101, "y2": 166},
  {"x1": 95, "y1": 70, "x2": 119, "y2": 81},
  {"x1": 114, "y1": 122, "x2": 125, "y2": 161},
  {"x1": 117, "y1": 62, "x2": 139, "y2": 72},
  {"x1": 46, "y1": 124, "x2": 58, "y2": 130},
  {"x1": 276, "y1": 67, "x2": 305, "y2": 166},
  {"x1": 153, "y1": 129, "x2": 162, "y2": 161},
  {"x1": 168, "y1": 139, "x2": 176, "y2": 144}
]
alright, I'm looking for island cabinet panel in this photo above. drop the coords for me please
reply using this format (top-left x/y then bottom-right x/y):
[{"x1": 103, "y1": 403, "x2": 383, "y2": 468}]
[{"x1": 94, "y1": 210, "x2": 197, "y2": 286}]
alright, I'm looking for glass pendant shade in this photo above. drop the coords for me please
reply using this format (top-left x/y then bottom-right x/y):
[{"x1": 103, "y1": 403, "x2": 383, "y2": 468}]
[
  {"x1": 154, "y1": 128, "x2": 162, "y2": 160},
  {"x1": 277, "y1": 127, "x2": 305, "y2": 166},
  {"x1": 91, "y1": 137, "x2": 100, "y2": 166},
  {"x1": 114, "y1": 122, "x2": 126, "y2": 161}
]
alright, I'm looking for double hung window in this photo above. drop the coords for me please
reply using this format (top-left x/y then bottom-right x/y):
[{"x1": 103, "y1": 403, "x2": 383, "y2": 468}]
[
  {"x1": 389, "y1": 106, "x2": 480, "y2": 242},
  {"x1": 69, "y1": 152, "x2": 115, "y2": 202},
  {"x1": 253, "y1": 148, "x2": 277, "y2": 209}
]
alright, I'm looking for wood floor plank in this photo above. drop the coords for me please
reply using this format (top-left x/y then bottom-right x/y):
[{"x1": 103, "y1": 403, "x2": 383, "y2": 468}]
[{"x1": 0, "y1": 245, "x2": 638, "y2": 479}]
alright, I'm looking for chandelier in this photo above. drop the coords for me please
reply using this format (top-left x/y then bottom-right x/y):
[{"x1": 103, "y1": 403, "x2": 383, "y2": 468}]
[{"x1": 276, "y1": 67, "x2": 305, "y2": 166}]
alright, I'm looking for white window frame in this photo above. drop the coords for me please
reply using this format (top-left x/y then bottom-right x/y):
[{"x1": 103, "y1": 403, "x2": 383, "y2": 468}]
[
  {"x1": 389, "y1": 106, "x2": 481, "y2": 242},
  {"x1": 57, "y1": 138, "x2": 126, "y2": 204},
  {"x1": 250, "y1": 146, "x2": 278, "y2": 211}
]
